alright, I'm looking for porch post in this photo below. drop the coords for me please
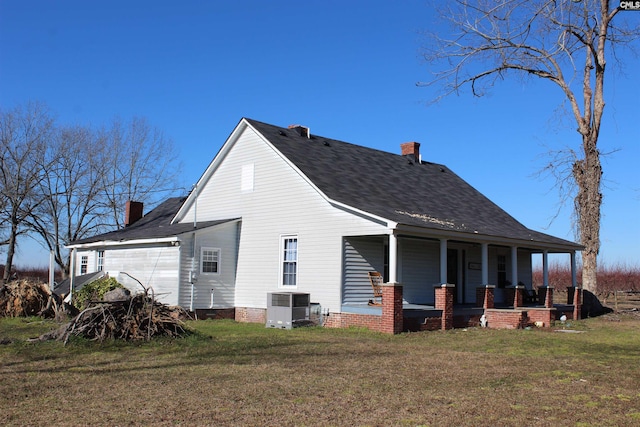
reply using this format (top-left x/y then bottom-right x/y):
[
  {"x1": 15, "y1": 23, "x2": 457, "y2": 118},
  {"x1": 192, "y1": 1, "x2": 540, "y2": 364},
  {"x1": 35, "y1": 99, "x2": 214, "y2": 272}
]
[
  {"x1": 542, "y1": 250, "x2": 549, "y2": 287},
  {"x1": 571, "y1": 251, "x2": 577, "y2": 288},
  {"x1": 69, "y1": 248, "x2": 76, "y2": 300},
  {"x1": 440, "y1": 239, "x2": 448, "y2": 284},
  {"x1": 435, "y1": 284, "x2": 455, "y2": 330},
  {"x1": 511, "y1": 246, "x2": 518, "y2": 286},
  {"x1": 388, "y1": 231, "x2": 398, "y2": 284},
  {"x1": 481, "y1": 243, "x2": 489, "y2": 285},
  {"x1": 381, "y1": 283, "x2": 403, "y2": 334}
]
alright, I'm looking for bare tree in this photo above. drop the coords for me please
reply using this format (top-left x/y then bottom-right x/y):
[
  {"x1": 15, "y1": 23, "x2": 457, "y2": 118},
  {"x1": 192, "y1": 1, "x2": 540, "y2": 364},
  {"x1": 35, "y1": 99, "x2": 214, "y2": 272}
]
[
  {"x1": 29, "y1": 125, "x2": 112, "y2": 278},
  {"x1": 420, "y1": 0, "x2": 639, "y2": 293},
  {"x1": 27, "y1": 117, "x2": 182, "y2": 278},
  {"x1": 99, "y1": 116, "x2": 182, "y2": 228},
  {"x1": 0, "y1": 102, "x2": 54, "y2": 281}
]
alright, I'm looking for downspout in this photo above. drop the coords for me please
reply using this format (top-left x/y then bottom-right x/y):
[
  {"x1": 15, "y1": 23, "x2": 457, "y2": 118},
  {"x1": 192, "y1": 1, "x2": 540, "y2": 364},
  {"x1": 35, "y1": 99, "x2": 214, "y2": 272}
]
[
  {"x1": 190, "y1": 183, "x2": 198, "y2": 313},
  {"x1": 189, "y1": 270, "x2": 195, "y2": 313}
]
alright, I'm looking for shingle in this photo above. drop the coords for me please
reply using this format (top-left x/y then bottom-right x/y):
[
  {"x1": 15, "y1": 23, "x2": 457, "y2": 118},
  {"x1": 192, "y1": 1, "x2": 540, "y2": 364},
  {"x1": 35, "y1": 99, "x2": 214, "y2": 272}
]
[
  {"x1": 70, "y1": 197, "x2": 236, "y2": 245},
  {"x1": 246, "y1": 118, "x2": 579, "y2": 248}
]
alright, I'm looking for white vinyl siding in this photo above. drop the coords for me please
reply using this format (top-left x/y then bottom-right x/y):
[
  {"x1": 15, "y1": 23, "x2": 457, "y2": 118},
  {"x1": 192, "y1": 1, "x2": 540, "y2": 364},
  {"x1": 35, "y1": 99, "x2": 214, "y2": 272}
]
[
  {"x1": 178, "y1": 221, "x2": 239, "y2": 309},
  {"x1": 343, "y1": 237, "x2": 385, "y2": 304},
  {"x1": 399, "y1": 238, "x2": 440, "y2": 305},
  {"x1": 102, "y1": 244, "x2": 181, "y2": 306},
  {"x1": 241, "y1": 163, "x2": 254, "y2": 192},
  {"x1": 175, "y1": 125, "x2": 387, "y2": 311}
]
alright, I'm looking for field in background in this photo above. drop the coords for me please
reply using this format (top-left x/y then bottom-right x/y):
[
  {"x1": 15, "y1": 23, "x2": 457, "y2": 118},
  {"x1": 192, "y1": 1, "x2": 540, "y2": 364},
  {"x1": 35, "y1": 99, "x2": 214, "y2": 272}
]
[
  {"x1": 1, "y1": 316, "x2": 639, "y2": 426},
  {"x1": 533, "y1": 262, "x2": 640, "y2": 311}
]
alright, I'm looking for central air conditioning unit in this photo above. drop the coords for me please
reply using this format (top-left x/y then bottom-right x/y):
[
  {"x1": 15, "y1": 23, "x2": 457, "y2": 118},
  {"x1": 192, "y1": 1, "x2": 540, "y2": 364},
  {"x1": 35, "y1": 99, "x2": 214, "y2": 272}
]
[{"x1": 266, "y1": 292, "x2": 310, "y2": 329}]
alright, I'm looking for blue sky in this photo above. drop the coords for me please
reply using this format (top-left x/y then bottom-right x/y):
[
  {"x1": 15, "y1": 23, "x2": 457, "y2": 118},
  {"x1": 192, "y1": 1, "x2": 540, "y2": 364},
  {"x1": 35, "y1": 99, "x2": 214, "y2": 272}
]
[{"x1": 1, "y1": 0, "x2": 638, "y2": 268}]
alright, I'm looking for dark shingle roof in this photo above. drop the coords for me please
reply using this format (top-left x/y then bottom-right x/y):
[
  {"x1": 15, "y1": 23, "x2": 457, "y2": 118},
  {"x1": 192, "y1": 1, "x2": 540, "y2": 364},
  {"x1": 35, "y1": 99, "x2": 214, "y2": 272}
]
[
  {"x1": 69, "y1": 197, "x2": 237, "y2": 245},
  {"x1": 246, "y1": 119, "x2": 579, "y2": 248},
  {"x1": 53, "y1": 271, "x2": 105, "y2": 296}
]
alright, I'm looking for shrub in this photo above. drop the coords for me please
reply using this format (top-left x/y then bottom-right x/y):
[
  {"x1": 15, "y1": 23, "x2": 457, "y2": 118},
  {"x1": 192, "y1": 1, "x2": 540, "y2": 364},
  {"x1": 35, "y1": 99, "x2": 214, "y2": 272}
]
[{"x1": 72, "y1": 277, "x2": 124, "y2": 309}]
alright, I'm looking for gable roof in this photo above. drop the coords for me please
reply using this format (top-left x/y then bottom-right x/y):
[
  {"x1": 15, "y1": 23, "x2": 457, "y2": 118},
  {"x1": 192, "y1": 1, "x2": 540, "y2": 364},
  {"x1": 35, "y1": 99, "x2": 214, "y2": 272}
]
[
  {"x1": 244, "y1": 118, "x2": 580, "y2": 249},
  {"x1": 69, "y1": 197, "x2": 238, "y2": 246}
]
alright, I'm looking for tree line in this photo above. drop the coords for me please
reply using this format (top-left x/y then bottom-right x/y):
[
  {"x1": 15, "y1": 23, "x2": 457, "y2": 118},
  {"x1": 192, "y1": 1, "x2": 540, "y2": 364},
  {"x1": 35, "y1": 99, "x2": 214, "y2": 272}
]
[{"x1": 0, "y1": 102, "x2": 182, "y2": 281}]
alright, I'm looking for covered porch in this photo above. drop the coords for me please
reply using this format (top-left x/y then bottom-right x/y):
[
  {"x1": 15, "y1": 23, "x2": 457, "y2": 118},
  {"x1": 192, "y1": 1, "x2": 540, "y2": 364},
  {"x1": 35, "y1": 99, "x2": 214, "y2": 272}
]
[
  {"x1": 336, "y1": 227, "x2": 582, "y2": 333},
  {"x1": 329, "y1": 282, "x2": 583, "y2": 333}
]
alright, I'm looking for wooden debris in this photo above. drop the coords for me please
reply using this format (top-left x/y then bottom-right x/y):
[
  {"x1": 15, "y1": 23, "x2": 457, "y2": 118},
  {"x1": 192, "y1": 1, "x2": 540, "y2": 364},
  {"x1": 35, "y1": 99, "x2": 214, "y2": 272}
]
[
  {"x1": 0, "y1": 279, "x2": 77, "y2": 320},
  {"x1": 39, "y1": 288, "x2": 191, "y2": 344}
]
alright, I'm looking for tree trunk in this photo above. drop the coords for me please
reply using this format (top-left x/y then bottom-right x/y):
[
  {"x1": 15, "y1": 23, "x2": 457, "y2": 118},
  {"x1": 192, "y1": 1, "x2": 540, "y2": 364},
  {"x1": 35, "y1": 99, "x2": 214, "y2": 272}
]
[
  {"x1": 3, "y1": 224, "x2": 17, "y2": 283},
  {"x1": 574, "y1": 133, "x2": 602, "y2": 293}
]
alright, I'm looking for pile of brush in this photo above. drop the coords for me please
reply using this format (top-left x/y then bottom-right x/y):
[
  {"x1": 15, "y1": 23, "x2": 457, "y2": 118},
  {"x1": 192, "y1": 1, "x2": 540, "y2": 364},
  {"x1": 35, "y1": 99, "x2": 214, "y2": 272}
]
[
  {"x1": 0, "y1": 279, "x2": 76, "y2": 319},
  {"x1": 40, "y1": 288, "x2": 190, "y2": 344}
]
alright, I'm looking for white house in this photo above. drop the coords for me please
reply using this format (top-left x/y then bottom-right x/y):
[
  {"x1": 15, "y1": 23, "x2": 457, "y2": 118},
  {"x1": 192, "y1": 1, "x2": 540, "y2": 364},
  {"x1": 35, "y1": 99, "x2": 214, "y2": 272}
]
[{"x1": 67, "y1": 118, "x2": 582, "y2": 332}]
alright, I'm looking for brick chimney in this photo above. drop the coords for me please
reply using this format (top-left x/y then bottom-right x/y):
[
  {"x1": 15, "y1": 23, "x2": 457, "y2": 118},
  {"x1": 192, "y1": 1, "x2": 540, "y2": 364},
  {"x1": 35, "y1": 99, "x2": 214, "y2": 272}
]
[
  {"x1": 401, "y1": 142, "x2": 421, "y2": 163},
  {"x1": 125, "y1": 201, "x2": 144, "y2": 227},
  {"x1": 288, "y1": 124, "x2": 310, "y2": 138}
]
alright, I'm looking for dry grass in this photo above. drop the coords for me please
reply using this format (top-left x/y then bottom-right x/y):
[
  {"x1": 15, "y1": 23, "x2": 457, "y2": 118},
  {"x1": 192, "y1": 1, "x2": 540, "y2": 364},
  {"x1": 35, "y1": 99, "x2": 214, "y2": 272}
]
[{"x1": 1, "y1": 317, "x2": 640, "y2": 426}]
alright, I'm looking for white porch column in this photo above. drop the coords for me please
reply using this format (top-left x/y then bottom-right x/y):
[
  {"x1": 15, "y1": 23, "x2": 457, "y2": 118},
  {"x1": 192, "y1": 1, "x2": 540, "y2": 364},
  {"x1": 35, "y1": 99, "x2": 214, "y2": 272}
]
[
  {"x1": 388, "y1": 232, "x2": 398, "y2": 283},
  {"x1": 542, "y1": 250, "x2": 549, "y2": 287},
  {"x1": 481, "y1": 243, "x2": 489, "y2": 285},
  {"x1": 571, "y1": 251, "x2": 577, "y2": 288},
  {"x1": 511, "y1": 246, "x2": 518, "y2": 286},
  {"x1": 48, "y1": 251, "x2": 55, "y2": 291},
  {"x1": 69, "y1": 248, "x2": 76, "y2": 299},
  {"x1": 440, "y1": 239, "x2": 448, "y2": 284}
]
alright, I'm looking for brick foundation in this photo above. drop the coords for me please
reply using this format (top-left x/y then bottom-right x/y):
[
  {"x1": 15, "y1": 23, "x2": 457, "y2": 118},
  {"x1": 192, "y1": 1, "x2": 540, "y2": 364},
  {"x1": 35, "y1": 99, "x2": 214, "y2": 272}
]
[
  {"x1": 419, "y1": 316, "x2": 443, "y2": 331},
  {"x1": 484, "y1": 308, "x2": 528, "y2": 329},
  {"x1": 323, "y1": 312, "x2": 382, "y2": 330},
  {"x1": 526, "y1": 308, "x2": 556, "y2": 328},
  {"x1": 192, "y1": 308, "x2": 235, "y2": 320},
  {"x1": 235, "y1": 307, "x2": 266, "y2": 324}
]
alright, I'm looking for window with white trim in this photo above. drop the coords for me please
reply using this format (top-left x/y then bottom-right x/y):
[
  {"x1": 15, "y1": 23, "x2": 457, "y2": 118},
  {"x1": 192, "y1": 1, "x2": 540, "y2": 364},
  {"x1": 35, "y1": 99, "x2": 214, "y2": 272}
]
[
  {"x1": 201, "y1": 247, "x2": 220, "y2": 274},
  {"x1": 80, "y1": 255, "x2": 88, "y2": 274},
  {"x1": 97, "y1": 251, "x2": 104, "y2": 271},
  {"x1": 281, "y1": 236, "x2": 298, "y2": 287}
]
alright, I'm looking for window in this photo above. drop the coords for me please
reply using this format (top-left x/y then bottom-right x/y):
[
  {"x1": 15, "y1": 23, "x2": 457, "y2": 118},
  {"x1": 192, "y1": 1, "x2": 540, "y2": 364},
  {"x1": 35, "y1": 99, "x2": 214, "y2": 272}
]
[
  {"x1": 80, "y1": 255, "x2": 88, "y2": 275},
  {"x1": 281, "y1": 236, "x2": 298, "y2": 287},
  {"x1": 201, "y1": 248, "x2": 220, "y2": 274},
  {"x1": 97, "y1": 251, "x2": 104, "y2": 271}
]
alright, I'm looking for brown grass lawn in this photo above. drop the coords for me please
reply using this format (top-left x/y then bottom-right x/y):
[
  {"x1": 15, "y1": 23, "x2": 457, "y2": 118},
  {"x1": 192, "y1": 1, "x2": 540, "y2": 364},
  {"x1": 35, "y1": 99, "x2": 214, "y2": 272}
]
[{"x1": 1, "y1": 315, "x2": 639, "y2": 427}]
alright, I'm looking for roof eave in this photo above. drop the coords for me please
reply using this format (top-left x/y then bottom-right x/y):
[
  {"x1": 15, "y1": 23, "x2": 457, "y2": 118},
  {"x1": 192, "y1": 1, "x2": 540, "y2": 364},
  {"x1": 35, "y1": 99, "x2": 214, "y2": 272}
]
[
  {"x1": 67, "y1": 236, "x2": 180, "y2": 250},
  {"x1": 395, "y1": 223, "x2": 582, "y2": 252}
]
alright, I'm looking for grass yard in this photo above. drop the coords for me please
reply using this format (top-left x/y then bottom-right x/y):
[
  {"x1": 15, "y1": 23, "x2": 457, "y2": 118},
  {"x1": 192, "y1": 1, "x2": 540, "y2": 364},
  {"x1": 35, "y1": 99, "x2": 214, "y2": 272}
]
[{"x1": 1, "y1": 315, "x2": 639, "y2": 426}]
